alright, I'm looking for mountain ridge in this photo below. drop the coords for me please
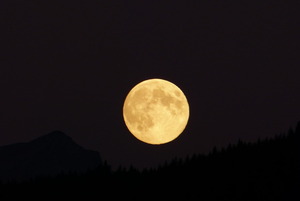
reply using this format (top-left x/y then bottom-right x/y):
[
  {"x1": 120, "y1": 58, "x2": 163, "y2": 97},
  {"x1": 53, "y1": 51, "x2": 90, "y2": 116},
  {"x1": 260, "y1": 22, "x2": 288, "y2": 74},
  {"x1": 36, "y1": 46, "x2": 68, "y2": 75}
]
[
  {"x1": 0, "y1": 131, "x2": 102, "y2": 181},
  {"x1": 0, "y1": 123, "x2": 299, "y2": 200}
]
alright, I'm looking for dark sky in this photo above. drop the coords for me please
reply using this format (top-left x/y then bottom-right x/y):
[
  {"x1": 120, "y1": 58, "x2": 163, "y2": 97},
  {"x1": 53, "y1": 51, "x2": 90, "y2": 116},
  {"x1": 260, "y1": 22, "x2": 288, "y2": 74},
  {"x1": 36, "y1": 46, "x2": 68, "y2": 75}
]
[{"x1": 1, "y1": 0, "x2": 300, "y2": 169}]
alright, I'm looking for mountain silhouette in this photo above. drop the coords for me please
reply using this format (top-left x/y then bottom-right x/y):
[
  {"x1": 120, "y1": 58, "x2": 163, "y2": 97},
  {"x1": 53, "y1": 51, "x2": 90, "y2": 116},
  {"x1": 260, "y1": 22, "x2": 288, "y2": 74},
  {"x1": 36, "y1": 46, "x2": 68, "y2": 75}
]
[
  {"x1": 0, "y1": 124, "x2": 299, "y2": 200},
  {"x1": 0, "y1": 131, "x2": 101, "y2": 181}
]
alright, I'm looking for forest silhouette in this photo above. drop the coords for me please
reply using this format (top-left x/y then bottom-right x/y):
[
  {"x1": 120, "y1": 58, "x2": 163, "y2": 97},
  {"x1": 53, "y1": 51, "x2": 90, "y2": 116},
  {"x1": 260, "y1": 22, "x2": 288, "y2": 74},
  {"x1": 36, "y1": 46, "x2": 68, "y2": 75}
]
[{"x1": 0, "y1": 122, "x2": 299, "y2": 201}]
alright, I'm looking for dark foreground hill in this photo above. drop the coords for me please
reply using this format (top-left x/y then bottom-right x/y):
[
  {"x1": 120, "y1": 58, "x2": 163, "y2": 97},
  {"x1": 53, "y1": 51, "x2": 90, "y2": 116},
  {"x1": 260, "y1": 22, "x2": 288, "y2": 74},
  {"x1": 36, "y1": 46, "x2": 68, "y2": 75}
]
[
  {"x1": 0, "y1": 123, "x2": 299, "y2": 201},
  {"x1": 0, "y1": 131, "x2": 101, "y2": 181}
]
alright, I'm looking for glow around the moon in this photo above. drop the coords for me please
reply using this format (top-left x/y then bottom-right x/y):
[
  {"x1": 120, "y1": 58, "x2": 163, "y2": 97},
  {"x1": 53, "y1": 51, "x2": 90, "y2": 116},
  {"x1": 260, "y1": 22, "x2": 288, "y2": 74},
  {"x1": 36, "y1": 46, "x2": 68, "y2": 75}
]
[{"x1": 123, "y1": 78, "x2": 189, "y2": 145}]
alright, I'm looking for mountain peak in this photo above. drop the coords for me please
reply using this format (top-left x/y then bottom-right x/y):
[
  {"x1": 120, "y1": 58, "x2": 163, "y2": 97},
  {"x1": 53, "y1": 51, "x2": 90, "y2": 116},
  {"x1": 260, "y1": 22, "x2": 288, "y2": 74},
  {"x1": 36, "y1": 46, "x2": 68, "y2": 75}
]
[
  {"x1": 0, "y1": 131, "x2": 102, "y2": 181},
  {"x1": 46, "y1": 130, "x2": 69, "y2": 138},
  {"x1": 31, "y1": 130, "x2": 72, "y2": 143}
]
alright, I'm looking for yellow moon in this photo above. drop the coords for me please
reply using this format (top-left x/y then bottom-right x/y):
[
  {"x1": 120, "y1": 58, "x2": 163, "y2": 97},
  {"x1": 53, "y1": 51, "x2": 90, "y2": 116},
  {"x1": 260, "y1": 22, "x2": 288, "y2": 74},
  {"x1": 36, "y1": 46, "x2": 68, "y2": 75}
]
[{"x1": 123, "y1": 78, "x2": 189, "y2": 145}]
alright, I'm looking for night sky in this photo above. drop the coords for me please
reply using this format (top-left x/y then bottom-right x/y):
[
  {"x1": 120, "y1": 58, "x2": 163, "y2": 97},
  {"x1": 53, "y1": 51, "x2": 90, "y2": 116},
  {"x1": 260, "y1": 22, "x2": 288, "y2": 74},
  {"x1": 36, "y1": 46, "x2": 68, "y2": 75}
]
[{"x1": 1, "y1": 0, "x2": 299, "y2": 169}]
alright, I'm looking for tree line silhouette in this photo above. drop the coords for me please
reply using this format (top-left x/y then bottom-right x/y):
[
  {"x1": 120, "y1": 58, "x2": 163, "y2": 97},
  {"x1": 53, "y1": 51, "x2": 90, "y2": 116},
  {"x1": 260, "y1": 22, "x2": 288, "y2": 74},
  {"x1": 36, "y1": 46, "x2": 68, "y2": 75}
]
[{"x1": 1, "y1": 122, "x2": 299, "y2": 201}]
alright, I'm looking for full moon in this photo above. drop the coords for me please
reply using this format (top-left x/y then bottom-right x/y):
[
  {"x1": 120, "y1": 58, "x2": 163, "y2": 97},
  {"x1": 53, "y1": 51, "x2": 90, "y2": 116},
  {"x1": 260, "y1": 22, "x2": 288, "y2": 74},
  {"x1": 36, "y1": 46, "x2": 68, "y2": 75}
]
[{"x1": 123, "y1": 78, "x2": 189, "y2": 145}]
